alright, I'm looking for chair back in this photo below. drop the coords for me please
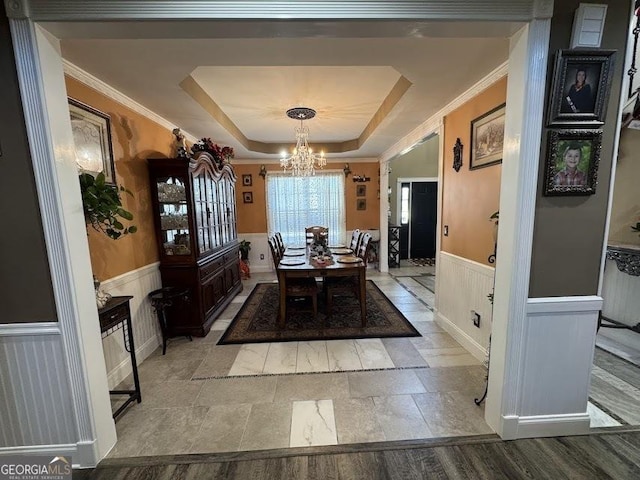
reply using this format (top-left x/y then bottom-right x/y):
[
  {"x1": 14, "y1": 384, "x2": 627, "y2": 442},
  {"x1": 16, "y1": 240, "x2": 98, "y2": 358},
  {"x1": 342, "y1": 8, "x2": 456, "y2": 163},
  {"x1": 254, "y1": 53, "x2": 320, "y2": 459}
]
[
  {"x1": 349, "y1": 229, "x2": 362, "y2": 252},
  {"x1": 357, "y1": 232, "x2": 372, "y2": 265},
  {"x1": 274, "y1": 232, "x2": 285, "y2": 255},
  {"x1": 305, "y1": 226, "x2": 328, "y2": 245},
  {"x1": 268, "y1": 236, "x2": 281, "y2": 268}
]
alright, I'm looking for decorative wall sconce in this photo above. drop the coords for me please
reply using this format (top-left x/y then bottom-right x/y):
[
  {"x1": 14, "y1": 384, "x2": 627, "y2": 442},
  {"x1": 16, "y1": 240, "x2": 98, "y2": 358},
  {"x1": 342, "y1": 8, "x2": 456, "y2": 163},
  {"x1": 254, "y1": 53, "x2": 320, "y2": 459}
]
[
  {"x1": 259, "y1": 164, "x2": 267, "y2": 179},
  {"x1": 343, "y1": 163, "x2": 352, "y2": 177},
  {"x1": 453, "y1": 138, "x2": 463, "y2": 172},
  {"x1": 352, "y1": 175, "x2": 371, "y2": 183}
]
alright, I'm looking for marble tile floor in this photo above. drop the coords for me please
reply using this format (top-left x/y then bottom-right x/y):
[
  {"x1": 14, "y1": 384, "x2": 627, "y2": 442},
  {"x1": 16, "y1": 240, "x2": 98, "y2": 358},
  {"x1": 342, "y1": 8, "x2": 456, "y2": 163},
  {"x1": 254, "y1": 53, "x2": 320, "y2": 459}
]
[{"x1": 107, "y1": 269, "x2": 618, "y2": 458}]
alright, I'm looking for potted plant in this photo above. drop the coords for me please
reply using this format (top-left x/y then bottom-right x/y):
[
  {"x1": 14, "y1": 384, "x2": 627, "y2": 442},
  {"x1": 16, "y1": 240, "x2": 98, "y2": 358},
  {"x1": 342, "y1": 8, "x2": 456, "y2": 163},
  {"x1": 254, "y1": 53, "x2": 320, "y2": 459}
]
[
  {"x1": 239, "y1": 240, "x2": 251, "y2": 260},
  {"x1": 79, "y1": 172, "x2": 137, "y2": 240}
]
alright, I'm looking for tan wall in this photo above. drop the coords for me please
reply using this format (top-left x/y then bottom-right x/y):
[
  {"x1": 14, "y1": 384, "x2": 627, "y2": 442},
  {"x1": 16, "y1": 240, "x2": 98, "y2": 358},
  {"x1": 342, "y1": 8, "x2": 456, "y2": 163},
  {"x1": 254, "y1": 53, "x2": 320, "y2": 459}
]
[
  {"x1": 65, "y1": 77, "x2": 172, "y2": 281},
  {"x1": 234, "y1": 162, "x2": 380, "y2": 234},
  {"x1": 607, "y1": 127, "x2": 640, "y2": 247},
  {"x1": 441, "y1": 77, "x2": 507, "y2": 265}
]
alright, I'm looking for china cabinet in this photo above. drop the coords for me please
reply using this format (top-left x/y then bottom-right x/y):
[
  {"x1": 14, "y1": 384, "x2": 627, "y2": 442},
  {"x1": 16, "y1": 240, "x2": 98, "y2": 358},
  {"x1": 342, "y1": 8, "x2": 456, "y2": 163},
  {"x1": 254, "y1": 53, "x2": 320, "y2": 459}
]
[{"x1": 148, "y1": 151, "x2": 242, "y2": 336}]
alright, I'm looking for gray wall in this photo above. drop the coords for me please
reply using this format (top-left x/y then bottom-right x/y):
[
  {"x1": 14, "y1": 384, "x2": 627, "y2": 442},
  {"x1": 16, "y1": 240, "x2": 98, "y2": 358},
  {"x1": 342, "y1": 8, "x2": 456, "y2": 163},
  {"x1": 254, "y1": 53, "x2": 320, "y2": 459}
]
[
  {"x1": 389, "y1": 134, "x2": 439, "y2": 224},
  {"x1": 0, "y1": 3, "x2": 57, "y2": 323},
  {"x1": 529, "y1": 0, "x2": 630, "y2": 297}
]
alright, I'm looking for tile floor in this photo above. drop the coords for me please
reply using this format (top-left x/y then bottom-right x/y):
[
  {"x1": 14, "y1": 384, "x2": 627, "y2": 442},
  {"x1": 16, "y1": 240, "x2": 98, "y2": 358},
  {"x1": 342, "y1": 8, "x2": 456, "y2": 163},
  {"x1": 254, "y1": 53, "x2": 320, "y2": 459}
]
[{"x1": 108, "y1": 266, "x2": 619, "y2": 457}]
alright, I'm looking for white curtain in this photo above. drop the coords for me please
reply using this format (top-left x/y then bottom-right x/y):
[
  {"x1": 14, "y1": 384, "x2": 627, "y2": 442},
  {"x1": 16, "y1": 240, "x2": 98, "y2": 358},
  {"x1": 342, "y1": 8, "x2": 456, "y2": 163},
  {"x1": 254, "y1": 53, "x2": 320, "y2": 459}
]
[{"x1": 266, "y1": 170, "x2": 346, "y2": 246}]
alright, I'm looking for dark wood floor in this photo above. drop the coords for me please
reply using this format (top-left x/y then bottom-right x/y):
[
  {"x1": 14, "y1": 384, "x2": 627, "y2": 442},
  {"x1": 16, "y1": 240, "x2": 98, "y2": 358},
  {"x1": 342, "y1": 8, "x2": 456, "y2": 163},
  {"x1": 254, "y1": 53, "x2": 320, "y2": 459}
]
[{"x1": 74, "y1": 428, "x2": 640, "y2": 479}]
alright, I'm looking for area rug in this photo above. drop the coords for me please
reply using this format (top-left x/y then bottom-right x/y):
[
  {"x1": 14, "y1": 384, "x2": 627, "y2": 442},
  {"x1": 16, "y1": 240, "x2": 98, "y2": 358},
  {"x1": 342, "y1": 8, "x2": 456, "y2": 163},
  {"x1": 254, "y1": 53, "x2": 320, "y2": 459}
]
[
  {"x1": 218, "y1": 281, "x2": 421, "y2": 344},
  {"x1": 409, "y1": 258, "x2": 436, "y2": 267}
]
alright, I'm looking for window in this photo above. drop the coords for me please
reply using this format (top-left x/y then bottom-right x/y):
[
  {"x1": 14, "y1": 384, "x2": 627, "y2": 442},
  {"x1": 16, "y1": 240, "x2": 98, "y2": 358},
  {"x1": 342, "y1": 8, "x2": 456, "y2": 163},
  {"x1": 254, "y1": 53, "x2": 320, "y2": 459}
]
[
  {"x1": 400, "y1": 185, "x2": 410, "y2": 224},
  {"x1": 266, "y1": 171, "x2": 346, "y2": 245}
]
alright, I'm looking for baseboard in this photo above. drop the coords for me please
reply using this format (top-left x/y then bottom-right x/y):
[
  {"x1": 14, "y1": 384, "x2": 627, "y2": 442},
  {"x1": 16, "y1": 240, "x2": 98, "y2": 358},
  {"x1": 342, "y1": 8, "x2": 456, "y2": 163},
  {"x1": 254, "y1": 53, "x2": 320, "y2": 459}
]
[
  {"x1": 435, "y1": 311, "x2": 487, "y2": 362},
  {"x1": 0, "y1": 440, "x2": 98, "y2": 468},
  {"x1": 107, "y1": 334, "x2": 160, "y2": 389},
  {"x1": 500, "y1": 413, "x2": 591, "y2": 440}
]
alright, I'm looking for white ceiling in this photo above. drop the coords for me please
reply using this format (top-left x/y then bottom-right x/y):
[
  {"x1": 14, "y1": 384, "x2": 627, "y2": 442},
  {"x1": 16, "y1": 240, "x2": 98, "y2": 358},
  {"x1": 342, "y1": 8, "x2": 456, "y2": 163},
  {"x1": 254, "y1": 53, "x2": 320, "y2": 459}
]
[{"x1": 43, "y1": 20, "x2": 520, "y2": 161}]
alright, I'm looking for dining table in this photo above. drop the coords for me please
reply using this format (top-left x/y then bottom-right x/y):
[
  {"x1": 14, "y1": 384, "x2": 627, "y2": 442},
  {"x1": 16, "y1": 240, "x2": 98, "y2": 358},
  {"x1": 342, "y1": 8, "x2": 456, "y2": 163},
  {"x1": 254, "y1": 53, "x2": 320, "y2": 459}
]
[{"x1": 276, "y1": 246, "x2": 367, "y2": 329}]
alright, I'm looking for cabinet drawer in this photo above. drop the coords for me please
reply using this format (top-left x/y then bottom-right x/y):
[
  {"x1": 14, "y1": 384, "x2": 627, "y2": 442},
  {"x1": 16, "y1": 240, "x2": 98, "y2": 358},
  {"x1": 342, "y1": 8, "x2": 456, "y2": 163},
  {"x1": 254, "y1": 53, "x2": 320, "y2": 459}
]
[
  {"x1": 99, "y1": 303, "x2": 129, "y2": 331},
  {"x1": 200, "y1": 258, "x2": 224, "y2": 279}
]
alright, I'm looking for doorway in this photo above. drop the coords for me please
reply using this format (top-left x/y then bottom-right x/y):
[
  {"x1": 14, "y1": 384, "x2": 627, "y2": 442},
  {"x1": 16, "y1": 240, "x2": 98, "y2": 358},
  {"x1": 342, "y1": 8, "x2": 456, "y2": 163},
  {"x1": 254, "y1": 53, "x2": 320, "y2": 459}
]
[{"x1": 397, "y1": 178, "x2": 438, "y2": 261}]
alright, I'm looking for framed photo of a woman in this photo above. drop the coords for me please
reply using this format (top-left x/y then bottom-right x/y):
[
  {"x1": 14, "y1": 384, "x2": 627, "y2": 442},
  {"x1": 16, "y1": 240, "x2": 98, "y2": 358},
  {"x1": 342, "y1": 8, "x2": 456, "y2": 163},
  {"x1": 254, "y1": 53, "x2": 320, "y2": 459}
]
[
  {"x1": 543, "y1": 129, "x2": 602, "y2": 196},
  {"x1": 547, "y1": 49, "x2": 616, "y2": 127}
]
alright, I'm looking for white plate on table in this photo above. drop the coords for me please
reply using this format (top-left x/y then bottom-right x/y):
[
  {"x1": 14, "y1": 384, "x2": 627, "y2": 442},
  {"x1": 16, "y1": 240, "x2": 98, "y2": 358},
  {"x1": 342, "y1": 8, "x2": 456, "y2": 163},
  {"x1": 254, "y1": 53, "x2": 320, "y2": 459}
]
[
  {"x1": 331, "y1": 248, "x2": 353, "y2": 255},
  {"x1": 288, "y1": 246, "x2": 306, "y2": 250},
  {"x1": 329, "y1": 244, "x2": 346, "y2": 249},
  {"x1": 283, "y1": 251, "x2": 305, "y2": 257},
  {"x1": 280, "y1": 259, "x2": 305, "y2": 266},
  {"x1": 337, "y1": 256, "x2": 363, "y2": 264}
]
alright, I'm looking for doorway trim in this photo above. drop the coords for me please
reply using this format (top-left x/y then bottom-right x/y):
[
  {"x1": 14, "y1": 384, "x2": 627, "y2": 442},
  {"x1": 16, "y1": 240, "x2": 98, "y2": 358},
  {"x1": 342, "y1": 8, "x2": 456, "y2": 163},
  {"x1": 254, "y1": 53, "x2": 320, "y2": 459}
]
[{"x1": 395, "y1": 177, "x2": 438, "y2": 260}]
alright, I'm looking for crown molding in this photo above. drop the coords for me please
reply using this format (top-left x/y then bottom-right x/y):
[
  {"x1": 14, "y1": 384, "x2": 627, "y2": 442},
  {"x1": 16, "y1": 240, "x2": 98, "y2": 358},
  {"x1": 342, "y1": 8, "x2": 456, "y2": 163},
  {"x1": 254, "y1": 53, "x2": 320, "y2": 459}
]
[
  {"x1": 381, "y1": 60, "x2": 508, "y2": 162},
  {"x1": 63, "y1": 60, "x2": 198, "y2": 143}
]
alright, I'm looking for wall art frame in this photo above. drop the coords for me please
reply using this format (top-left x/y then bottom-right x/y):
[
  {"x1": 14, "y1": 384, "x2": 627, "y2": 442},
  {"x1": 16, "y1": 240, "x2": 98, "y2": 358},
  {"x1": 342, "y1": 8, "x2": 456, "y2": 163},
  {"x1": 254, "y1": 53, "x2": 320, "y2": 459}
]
[
  {"x1": 547, "y1": 49, "x2": 616, "y2": 127},
  {"x1": 356, "y1": 184, "x2": 367, "y2": 197},
  {"x1": 68, "y1": 97, "x2": 116, "y2": 184},
  {"x1": 470, "y1": 103, "x2": 505, "y2": 170},
  {"x1": 242, "y1": 174, "x2": 252, "y2": 186},
  {"x1": 356, "y1": 199, "x2": 366, "y2": 211},
  {"x1": 243, "y1": 191, "x2": 253, "y2": 204},
  {"x1": 543, "y1": 129, "x2": 602, "y2": 196}
]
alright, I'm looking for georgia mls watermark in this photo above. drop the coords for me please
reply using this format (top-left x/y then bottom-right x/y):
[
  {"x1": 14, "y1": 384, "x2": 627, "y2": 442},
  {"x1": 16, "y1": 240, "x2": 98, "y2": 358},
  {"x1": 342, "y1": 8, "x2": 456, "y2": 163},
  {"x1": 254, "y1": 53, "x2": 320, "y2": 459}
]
[{"x1": 0, "y1": 456, "x2": 71, "y2": 480}]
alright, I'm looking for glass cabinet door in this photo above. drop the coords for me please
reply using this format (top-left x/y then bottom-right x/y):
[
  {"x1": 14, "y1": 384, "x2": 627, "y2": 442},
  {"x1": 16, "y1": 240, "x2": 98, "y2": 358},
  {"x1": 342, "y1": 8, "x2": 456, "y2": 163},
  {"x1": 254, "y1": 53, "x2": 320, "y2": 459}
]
[{"x1": 156, "y1": 175, "x2": 190, "y2": 256}]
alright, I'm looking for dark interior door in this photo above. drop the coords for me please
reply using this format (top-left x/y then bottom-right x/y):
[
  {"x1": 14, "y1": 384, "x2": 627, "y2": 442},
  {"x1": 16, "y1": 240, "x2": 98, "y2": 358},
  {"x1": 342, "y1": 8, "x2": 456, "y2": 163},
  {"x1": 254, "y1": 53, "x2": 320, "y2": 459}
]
[
  {"x1": 410, "y1": 182, "x2": 437, "y2": 259},
  {"x1": 399, "y1": 182, "x2": 409, "y2": 259}
]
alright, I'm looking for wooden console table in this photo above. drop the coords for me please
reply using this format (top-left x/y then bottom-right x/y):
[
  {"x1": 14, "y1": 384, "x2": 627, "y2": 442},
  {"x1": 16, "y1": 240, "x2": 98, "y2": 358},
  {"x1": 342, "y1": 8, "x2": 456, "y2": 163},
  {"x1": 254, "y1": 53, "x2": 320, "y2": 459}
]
[{"x1": 98, "y1": 296, "x2": 141, "y2": 419}]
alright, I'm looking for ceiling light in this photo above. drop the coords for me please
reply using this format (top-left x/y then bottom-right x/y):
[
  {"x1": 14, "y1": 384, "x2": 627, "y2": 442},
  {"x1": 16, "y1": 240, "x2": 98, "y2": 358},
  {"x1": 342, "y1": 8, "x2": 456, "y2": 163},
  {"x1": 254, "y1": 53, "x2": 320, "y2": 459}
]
[{"x1": 280, "y1": 107, "x2": 326, "y2": 176}]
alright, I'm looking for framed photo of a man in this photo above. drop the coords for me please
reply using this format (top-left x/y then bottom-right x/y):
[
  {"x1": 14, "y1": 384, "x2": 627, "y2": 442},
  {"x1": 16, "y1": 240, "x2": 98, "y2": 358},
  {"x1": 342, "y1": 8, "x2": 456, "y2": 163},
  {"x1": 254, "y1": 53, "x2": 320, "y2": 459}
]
[
  {"x1": 547, "y1": 49, "x2": 616, "y2": 127},
  {"x1": 543, "y1": 129, "x2": 602, "y2": 196}
]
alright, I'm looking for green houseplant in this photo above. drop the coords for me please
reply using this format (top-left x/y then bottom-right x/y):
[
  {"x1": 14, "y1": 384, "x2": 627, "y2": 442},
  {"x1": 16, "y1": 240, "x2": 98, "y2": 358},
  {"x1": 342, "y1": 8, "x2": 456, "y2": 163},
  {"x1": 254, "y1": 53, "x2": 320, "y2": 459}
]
[
  {"x1": 79, "y1": 172, "x2": 137, "y2": 240},
  {"x1": 239, "y1": 240, "x2": 251, "y2": 260}
]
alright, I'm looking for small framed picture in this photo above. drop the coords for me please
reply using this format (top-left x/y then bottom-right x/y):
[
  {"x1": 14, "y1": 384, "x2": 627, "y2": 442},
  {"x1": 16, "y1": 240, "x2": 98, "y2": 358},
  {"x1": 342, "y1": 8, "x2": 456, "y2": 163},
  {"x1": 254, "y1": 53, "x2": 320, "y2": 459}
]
[
  {"x1": 356, "y1": 185, "x2": 366, "y2": 197},
  {"x1": 68, "y1": 98, "x2": 116, "y2": 184},
  {"x1": 470, "y1": 104, "x2": 505, "y2": 170},
  {"x1": 543, "y1": 129, "x2": 602, "y2": 196},
  {"x1": 356, "y1": 199, "x2": 366, "y2": 211},
  {"x1": 243, "y1": 191, "x2": 253, "y2": 203},
  {"x1": 547, "y1": 49, "x2": 616, "y2": 127},
  {"x1": 242, "y1": 174, "x2": 252, "y2": 186}
]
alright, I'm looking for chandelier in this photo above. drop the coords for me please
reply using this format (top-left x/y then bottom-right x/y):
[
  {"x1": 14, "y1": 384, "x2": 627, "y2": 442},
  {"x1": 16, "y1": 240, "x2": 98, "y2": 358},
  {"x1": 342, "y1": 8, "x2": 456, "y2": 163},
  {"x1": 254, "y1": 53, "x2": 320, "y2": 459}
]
[{"x1": 280, "y1": 107, "x2": 326, "y2": 176}]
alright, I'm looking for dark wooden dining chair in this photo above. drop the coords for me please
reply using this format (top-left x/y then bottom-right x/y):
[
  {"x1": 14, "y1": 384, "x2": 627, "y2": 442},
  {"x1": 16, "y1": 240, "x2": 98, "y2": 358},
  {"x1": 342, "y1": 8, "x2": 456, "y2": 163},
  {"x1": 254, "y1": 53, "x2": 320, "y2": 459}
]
[
  {"x1": 274, "y1": 232, "x2": 285, "y2": 256},
  {"x1": 305, "y1": 225, "x2": 328, "y2": 245},
  {"x1": 349, "y1": 229, "x2": 362, "y2": 252},
  {"x1": 324, "y1": 232, "x2": 371, "y2": 317},
  {"x1": 269, "y1": 237, "x2": 318, "y2": 323}
]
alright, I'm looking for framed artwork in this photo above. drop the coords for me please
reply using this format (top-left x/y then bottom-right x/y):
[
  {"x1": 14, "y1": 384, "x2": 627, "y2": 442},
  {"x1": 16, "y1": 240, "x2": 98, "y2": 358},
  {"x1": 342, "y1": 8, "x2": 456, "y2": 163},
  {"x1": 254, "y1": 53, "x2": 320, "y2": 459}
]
[
  {"x1": 543, "y1": 129, "x2": 602, "y2": 196},
  {"x1": 356, "y1": 199, "x2": 366, "y2": 211},
  {"x1": 68, "y1": 98, "x2": 116, "y2": 184},
  {"x1": 243, "y1": 191, "x2": 253, "y2": 204},
  {"x1": 547, "y1": 49, "x2": 616, "y2": 127},
  {"x1": 356, "y1": 185, "x2": 366, "y2": 197},
  {"x1": 470, "y1": 104, "x2": 505, "y2": 170},
  {"x1": 242, "y1": 174, "x2": 252, "y2": 186}
]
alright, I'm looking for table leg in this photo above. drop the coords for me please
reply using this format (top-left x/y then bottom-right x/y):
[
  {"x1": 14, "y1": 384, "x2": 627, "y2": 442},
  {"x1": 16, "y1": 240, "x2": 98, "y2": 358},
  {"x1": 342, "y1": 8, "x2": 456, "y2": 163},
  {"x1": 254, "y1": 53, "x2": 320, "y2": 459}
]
[
  {"x1": 359, "y1": 267, "x2": 366, "y2": 327},
  {"x1": 126, "y1": 316, "x2": 142, "y2": 403},
  {"x1": 278, "y1": 269, "x2": 286, "y2": 329}
]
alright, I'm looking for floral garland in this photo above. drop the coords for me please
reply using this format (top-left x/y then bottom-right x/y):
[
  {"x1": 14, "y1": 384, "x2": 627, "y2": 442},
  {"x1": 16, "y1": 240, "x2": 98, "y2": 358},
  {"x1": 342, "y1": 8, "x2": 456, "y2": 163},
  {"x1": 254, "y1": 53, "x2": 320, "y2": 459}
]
[{"x1": 191, "y1": 137, "x2": 234, "y2": 166}]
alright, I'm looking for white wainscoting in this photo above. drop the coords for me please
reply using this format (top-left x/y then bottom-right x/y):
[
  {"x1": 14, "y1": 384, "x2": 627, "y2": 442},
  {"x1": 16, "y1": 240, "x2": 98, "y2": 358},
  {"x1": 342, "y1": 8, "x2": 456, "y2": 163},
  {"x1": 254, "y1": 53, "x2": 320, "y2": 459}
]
[
  {"x1": 499, "y1": 296, "x2": 602, "y2": 439},
  {"x1": 0, "y1": 329, "x2": 77, "y2": 449},
  {"x1": 601, "y1": 258, "x2": 640, "y2": 326},
  {"x1": 240, "y1": 233, "x2": 273, "y2": 273},
  {"x1": 435, "y1": 252, "x2": 494, "y2": 362},
  {"x1": 100, "y1": 263, "x2": 162, "y2": 389}
]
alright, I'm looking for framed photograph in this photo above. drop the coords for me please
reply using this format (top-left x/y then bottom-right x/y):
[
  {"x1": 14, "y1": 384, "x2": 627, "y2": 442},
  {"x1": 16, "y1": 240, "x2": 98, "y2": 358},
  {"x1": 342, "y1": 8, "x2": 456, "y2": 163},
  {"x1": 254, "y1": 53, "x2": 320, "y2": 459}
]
[
  {"x1": 470, "y1": 104, "x2": 505, "y2": 170},
  {"x1": 543, "y1": 129, "x2": 602, "y2": 196},
  {"x1": 547, "y1": 49, "x2": 616, "y2": 127},
  {"x1": 242, "y1": 174, "x2": 252, "y2": 186},
  {"x1": 356, "y1": 199, "x2": 366, "y2": 211},
  {"x1": 243, "y1": 191, "x2": 253, "y2": 204},
  {"x1": 356, "y1": 185, "x2": 367, "y2": 197},
  {"x1": 68, "y1": 98, "x2": 116, "y2": 184}
]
